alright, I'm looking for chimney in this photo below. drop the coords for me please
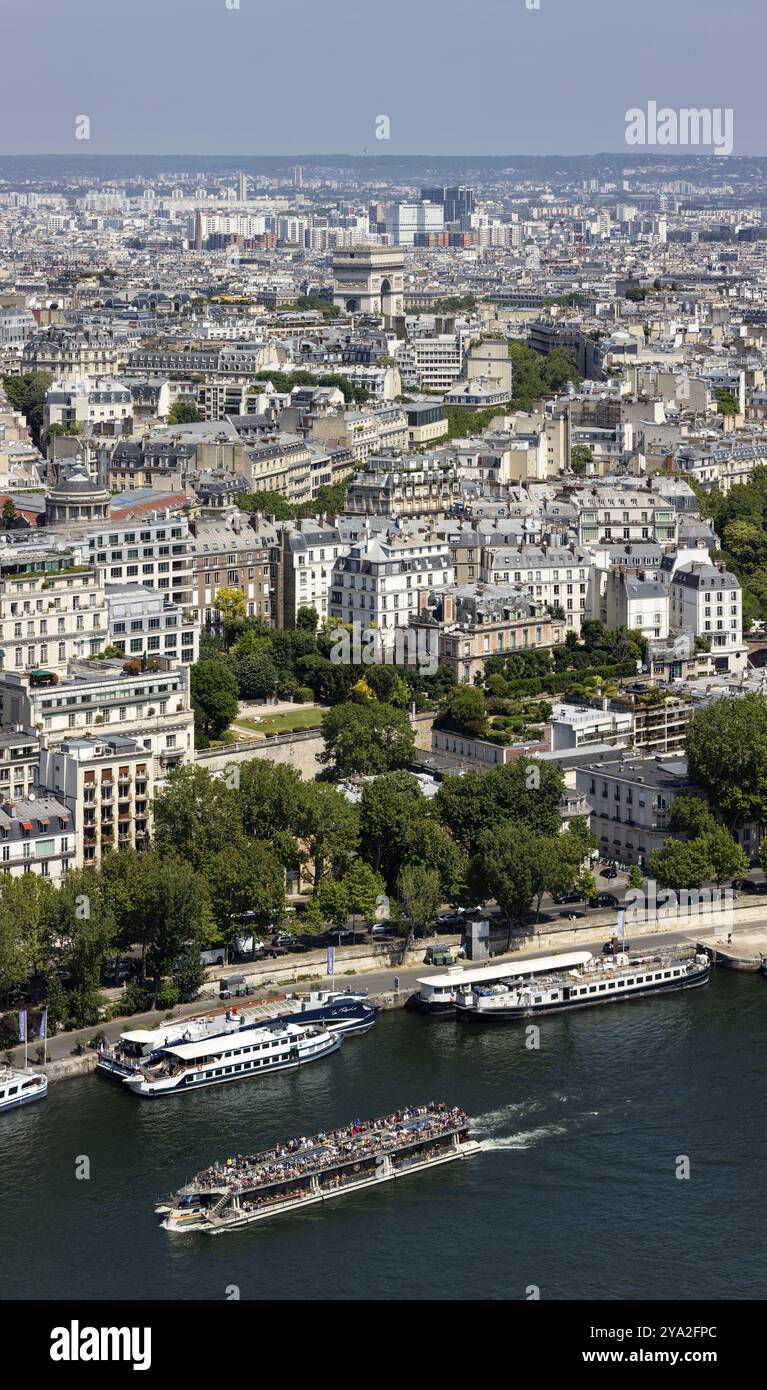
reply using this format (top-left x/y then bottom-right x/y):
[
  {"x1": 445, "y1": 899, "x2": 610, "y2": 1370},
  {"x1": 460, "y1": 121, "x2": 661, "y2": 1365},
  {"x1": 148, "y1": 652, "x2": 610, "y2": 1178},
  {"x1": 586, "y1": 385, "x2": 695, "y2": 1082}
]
[
  {"x1": 443, "y1": 593, "x2": 454, "y2": 623},
  {"x1": 419, "y1": 588, "x2": 430, "y2": 612}
]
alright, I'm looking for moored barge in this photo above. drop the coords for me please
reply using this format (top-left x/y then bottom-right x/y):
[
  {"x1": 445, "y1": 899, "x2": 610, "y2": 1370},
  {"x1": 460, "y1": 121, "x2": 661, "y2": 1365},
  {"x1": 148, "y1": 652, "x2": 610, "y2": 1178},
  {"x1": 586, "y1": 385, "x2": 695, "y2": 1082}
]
[
  {"x1": 454, "y1": 948, "x2": 711, "y2": 1022},
  {"x1": 157, "y1": 1102, "x2": 480, "y2": 1231}
]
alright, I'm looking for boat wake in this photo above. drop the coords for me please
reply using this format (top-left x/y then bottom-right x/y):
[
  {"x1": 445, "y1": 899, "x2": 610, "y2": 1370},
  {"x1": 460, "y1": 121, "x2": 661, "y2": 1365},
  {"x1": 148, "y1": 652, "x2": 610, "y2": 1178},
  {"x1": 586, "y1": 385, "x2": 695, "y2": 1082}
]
[
  {"x1": 481, "y1": 1124, "x2": 568, "y2": 1151},
  {"x1": 472, "y1": 1101, "x2": 545, "y2": 1134}
]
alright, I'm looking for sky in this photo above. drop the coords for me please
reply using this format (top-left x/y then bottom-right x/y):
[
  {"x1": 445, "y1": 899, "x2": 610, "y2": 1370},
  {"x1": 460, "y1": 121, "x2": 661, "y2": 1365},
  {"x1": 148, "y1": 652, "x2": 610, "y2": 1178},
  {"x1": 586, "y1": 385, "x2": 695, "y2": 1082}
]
[{"x1": 1, "y1": 0, "x2": 764, "y2": 157}]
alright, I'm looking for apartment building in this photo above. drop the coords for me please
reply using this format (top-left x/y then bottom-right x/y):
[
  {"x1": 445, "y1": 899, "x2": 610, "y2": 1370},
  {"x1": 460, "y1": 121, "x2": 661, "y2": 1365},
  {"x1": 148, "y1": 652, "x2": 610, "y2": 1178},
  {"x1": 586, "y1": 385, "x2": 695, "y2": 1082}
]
[
  {"x1": 413, "y1": 584, "x2": 562, "y2": 684},
  {"x1": 190, "y1": 513, "x2": 273, "y2": 625},
  {"x1": 84, "y1": 512, "x2": 195, "y2": 612},
  {"x1": 106, "y1": 584, "x2": 198, "y2": 664},
  {"x1": 329, "y1": 534, "x2": 454, "y2": 642},
  {"x1": 668, "y1": 561, "x2": 745, "y2": 672},
  {"x1": 576, "y1": 754, "x2": 693, "y2": 866},
  {"x1": 0, "y1": 659, "x2": 194, "y2": 785},
  {"x1": 0, "y1": 543, "x2": 107, "y2": 675},
  {"x1": 0, "y1": 729, "x2": 40, "y2": 802},
  {"x1": 0, "y1": 793, "x2": 74, "y2": 883},
  {"x1": 270, "y1": 519, "x2": 348, "y2": 629},
  {"x1": 39, "y1": 735, "x2": 153, "y2": 868},
  {"x1": 577, "y1": 489, "x2": 678, "y2": 547},
  {"x1": 396, "y1": 335, "x2": 465, "y2": 392},
  {"x1": 344, "y1": 455, "x2": 463, "y2": 517},
  {"x1": 23, "y1": 329, "x2": 123, "y2": 377},
  {"x1": 480, "y1": 542, "x2": 594, "y2": 635},
  {"x1": 44, "y1": 377, "x2": 133, "y2": 434}
]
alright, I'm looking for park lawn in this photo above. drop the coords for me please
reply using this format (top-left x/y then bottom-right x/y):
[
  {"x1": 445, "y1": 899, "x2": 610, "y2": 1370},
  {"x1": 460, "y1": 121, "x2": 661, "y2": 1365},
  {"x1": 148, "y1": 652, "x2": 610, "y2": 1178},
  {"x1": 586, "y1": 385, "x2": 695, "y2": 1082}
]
[{"x1": 234, "y1": 707, "x2": 323, "y2": 737}]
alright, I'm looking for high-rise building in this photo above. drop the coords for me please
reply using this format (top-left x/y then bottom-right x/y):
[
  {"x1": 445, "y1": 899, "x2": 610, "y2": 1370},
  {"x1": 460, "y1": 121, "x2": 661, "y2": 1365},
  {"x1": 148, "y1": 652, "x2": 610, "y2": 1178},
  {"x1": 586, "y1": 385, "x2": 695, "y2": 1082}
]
[{"x1": 238, "y1": 171, "x2": 248, "y2": 202}]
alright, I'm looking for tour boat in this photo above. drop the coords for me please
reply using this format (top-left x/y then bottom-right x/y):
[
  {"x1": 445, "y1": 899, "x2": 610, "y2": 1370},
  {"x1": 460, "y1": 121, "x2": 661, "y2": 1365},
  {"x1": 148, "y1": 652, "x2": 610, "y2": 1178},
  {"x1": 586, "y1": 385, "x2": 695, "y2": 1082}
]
[
  {"x1": 0, "y1": 1066, "x2": 48, "y2": 1113},
  {"x1": 156, "y1": 1102, "x2": 480, "y2": 1231},
  {"x1": 453, "y1": 949, "x2": 711, "y2": 1022},
  {"x1": 121, "y1": 1020, "x2": 343, "y2": 1097},
  {"x1": 97, "y1": 988, "x2": 375, "y2": 1082}
]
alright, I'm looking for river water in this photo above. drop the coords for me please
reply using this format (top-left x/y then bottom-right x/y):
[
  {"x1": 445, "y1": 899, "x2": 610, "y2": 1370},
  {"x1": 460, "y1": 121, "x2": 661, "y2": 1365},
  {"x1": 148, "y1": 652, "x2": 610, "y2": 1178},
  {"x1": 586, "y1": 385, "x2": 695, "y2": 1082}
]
[{"x1": 1, "y1": 970, "x2": 765, "y2": 1302}]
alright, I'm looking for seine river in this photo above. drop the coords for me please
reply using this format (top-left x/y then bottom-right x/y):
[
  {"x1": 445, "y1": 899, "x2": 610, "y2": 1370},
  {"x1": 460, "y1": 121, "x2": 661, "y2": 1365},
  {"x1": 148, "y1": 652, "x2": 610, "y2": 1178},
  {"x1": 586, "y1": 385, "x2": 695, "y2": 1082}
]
[{"x1": 2, "y1": 970, "x2": 765, "y2": 1302}]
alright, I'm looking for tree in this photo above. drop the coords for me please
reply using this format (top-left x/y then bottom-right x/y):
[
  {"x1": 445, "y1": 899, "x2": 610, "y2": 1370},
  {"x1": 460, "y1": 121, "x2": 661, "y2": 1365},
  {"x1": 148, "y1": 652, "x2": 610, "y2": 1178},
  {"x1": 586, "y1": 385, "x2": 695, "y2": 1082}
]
[
  {"x1": 2, "y1": 372, "x2": 53, "y2": 447},
  {"x1": 686, "y1": 693, "x2": 767, "y2": 829},
  {"x1": 627, "y1": 864, "x2": 644, "y2": 891},
  {"x1": 570, "y1": 444, "x2": 592, "y2": 476},
  {"x1": 359, "y1": 770, "x2": 424, "y2": 884},
  {"x1": 167, "y1": 401, "x2": 201, "y2": 424},
  {"x1": 470, "y1": 824, "x2": 542, "y2": 939},
  {"x1": 436, "y1": 685, "x2": 487, "y2": 736},
  {"x1": 395, "y1": 864, "x2": 441, "y2": 954},
  {"x1": 1, "y1": 498, "x2": 22, "y2": 530},
  {"x1": 206, "y1": 840, "x2": 286, "y2": 942},
  {"x1": 668, "y1": 795, "x2": 716, "y2": 839},
  {"x1": 319, "y1": 701, "x2": 416, "y2": 777},
  {"x1": 46, "y1": 870, "x2": 115, "y2": 1025},
  {"x1": 301, "y1": 781, "x2": 360, "y2": 890},
  {"x1": 128, "y1": 853, "x2": 216, "y2": 1002},
  {"x1": 153, "y1": 764, "x2": 243, "y2": 870},
  {"x1": 233, "y1": 650, "x2": 278, "y2": 700},
  {"x1": 215, "y1": 585, "x2": 247, "y2": 631},
  {"x1": 190, "y1": 659, "x2": 239, "y2": 742},
  {"x1": 296, "y1": 606, "x2": 319, "y2": 632},
  {"x1": 343, "y1": 859, "x2": 385, "y2": 924},
  {"x1": 700, "y1": 826, "x2": 749, "y2": 885},
  {"x1": 0, "y1": 873, "x2": 56, "y2": 989},
  {"x1": 648, "y1": 838, "x2": 714, "y2": 891},
  {"x1": 575, "y1": 868, "x2": 598, "y2": 900}
]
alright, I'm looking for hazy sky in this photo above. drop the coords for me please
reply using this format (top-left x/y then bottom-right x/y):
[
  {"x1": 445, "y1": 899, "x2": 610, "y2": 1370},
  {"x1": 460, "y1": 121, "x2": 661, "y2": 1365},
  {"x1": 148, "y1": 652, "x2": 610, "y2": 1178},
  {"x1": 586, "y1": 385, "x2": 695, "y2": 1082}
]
[{"x1": 1, "y1": 0, "x2": 764, "y2": 156}]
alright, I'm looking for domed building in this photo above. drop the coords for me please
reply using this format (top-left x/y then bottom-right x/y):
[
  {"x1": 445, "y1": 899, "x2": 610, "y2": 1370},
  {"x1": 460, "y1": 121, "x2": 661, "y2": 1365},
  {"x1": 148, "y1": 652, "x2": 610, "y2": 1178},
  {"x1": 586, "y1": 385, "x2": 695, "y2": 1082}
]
[{"x1": 45, "y1": 465, "x2": 111, "y2": 525}]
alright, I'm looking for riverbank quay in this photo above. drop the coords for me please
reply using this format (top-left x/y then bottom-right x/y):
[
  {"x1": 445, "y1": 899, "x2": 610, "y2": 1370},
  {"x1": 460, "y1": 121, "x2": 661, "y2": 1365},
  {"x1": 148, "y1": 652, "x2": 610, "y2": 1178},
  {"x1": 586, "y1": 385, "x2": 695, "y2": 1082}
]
[
  {"x1": 697, "y1": 930, "x2": 767, "y2": 971},
  {"x1": 7, "y1": 899, "x2": 767, "y2": 1084}
]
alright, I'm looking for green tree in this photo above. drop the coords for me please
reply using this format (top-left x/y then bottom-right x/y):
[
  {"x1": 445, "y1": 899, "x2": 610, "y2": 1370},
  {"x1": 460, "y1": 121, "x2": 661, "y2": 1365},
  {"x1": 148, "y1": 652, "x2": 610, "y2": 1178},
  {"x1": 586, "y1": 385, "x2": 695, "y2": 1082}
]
[
  {"x1": 190, "y1": 659, "x2": 240, "y2": 742},
  {"x1": 215, "y1": 585, "x2": 247, "y2": 634},
  {"x1": 685, "y1": 693, "x2": 767, "y2": 829},
  {"x1": 233, "y1": 649, "x2": 278, "y2": 699},
  {"x1": 301, "y1": 781, "x2": 360, "y2": 890},
  {"x1": 132, "y1": 853, "x2": 216, "y2": 1002},
  {"x1": 699, "y1": 826, "x2": 748, "y2": 885},
  {"x1": 167, "y1": 401, "x2": 201, "y2": 424},
  {"x1": 47, "y1": 870, "x2": 115, "y2": 1025},
  {"x1": 153, "y1": 764, "x2": 243, "y2": 871},
  {"x1": 2, "y1": 371, "x2": 53, "y2": 447},
  {"x1": 296, "y1": 606, "x2": 319, "y2": 632},
  {"x1": 627, "y1": 864, "x2": 644, "y2": 891},
  {"x1": 394, "y1": 864, "x2": 441, "y2": 955},
  {"x1": 359, "y1": 770, "x2": 424, "y2": 883},
  {"x1": 319, "y1": 701, "x2": 416, "y2": 777},
  {"x1": 668, "y1": 795, "x2": 716, "y2": 838},
  {"x1": 206, "y1": 840, "x2": 286, "y2": 942},
  {"x1": 648, "y1": 838, "x2": 714, "y2": 891},
  {"x1": 436, "y1": 685, "x2": 487, "y2": 736},
  {"x1": 570, "y1": 444, "x2": 592, "y2": 476}
]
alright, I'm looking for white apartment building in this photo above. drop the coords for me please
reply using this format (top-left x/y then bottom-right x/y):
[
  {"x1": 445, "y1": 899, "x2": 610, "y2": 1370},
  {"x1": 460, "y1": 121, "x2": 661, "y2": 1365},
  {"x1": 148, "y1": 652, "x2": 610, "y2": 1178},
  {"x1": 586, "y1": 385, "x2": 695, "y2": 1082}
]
[
  {"x1": 0, "y1": 729, "x2": 41, "y2": 802},
  {"x1": 40, "y1": 735, "x2": 154, "y2": 868},
  {"x1": 577, "y1": 489, "x2": 678, "y2": 547},
  {"x1": 84, "y1": 513, "x2": 195, "y2": 611},
  {"x1": 106, "y1": 584, "x2": 199, "y2": 665},
  {"x1": 272, "y1": 519, "x2": 349, "y2": 629},
  {"x1": 0, "y1": 544, "x2": 107, "y2": 675},
  {"x1": 0, "y1": 659, "x2": 194, "y2": 785},
  {"x1": 668, "y1": 561, "x2": 745, "y2": 672},
  {"x1": 480, "y1": 543, "x2": 594, "y2": 635},
  {"x1": 44, "y1": 377, "x2": 133, "y2": 432},
  {"x1": 329, "y1": 535, "x2": 454, "y2": 644},
  {"x1": 396, "y1": 335, "x2": 465, "y2": 392},
  {"x1": 603, "y1": 571, "x2": 670, "y2": 641}
]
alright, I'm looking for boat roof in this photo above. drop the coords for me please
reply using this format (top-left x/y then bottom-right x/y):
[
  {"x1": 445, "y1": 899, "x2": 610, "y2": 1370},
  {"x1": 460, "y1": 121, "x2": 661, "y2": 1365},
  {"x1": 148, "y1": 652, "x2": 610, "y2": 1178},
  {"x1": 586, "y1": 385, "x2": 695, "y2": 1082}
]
[
  {"x1": 418, "y1": 951, "x2": 593, "y2": 989},
  {"x1": 162, "y1": 1023, "x2": 293, "y2": 1061},
  {"x1": 120, "y1": 1027, "x2": 174, "y2": 1045}
]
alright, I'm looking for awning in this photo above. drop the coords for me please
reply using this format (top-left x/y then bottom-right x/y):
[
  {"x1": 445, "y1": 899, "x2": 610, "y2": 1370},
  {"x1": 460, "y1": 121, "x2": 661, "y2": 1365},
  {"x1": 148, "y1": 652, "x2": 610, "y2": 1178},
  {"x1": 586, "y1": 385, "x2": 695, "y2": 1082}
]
[{"x1": 21, "y1": 821, "x2": 33, "y2": 831}]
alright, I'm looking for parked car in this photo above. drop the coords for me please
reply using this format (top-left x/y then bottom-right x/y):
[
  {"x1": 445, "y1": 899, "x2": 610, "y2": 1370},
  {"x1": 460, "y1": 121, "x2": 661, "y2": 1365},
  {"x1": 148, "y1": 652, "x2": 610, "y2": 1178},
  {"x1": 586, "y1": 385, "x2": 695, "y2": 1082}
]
[
  {"x1": 601, "y1": 866, "x2": 618, "y2": 880},
  {"x1": 101, "y1": 957, "x2": 138, "y2": 986},
  {"x1": 554, "y1": 891, "x2": 584, "y2": 906},
  {"x1": 603, "y1": 935, "x2": 631, "y2": 955},
  {"x1": 590, "y1": 892, "x2": 621, "y2": 910}
]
